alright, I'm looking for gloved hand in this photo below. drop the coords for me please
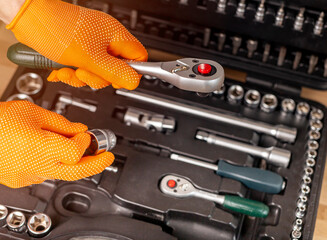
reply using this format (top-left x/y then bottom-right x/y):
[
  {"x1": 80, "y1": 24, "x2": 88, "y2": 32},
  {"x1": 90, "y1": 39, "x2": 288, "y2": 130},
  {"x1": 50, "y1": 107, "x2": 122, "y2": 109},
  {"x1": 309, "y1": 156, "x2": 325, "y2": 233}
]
[
  {"x1": 6, "y1": 0, "x2": 148, "y2": 90},
  {"x1": 0, "y1": 101, "x2": 114, "y2": 188}
]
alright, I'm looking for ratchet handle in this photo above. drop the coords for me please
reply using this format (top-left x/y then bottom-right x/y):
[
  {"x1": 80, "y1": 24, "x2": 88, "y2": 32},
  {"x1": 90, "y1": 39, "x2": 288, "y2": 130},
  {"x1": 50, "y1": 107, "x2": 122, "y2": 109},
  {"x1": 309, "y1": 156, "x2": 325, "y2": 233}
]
[
  {"x1": 223, "y1": 195, "x2": 269, "y2": 218},
  {"x1": 7, "y1": 43, "x2": 74, "y2": 70},
  {"x1": 217, "y1": 161, "x2": 285, "y2": 194}
]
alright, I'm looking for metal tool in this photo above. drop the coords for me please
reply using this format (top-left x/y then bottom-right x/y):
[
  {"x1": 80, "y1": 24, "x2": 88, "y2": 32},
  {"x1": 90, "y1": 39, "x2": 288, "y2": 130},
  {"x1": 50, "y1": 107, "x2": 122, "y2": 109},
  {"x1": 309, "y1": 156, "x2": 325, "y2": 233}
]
[
  {"x1": 114, "y1": 107, "x2": 176, "y2": 133},
  {"x1": 217, "y1": 0, "x2": 227, "y2": 13},
  {"x1": 0, "y1": 205, "x2": 8, "y2": 227},
  {"x1": 306, "y1": 158, "x2": 316, "y2": 168},
  {"x1": 262, "y1": 43, "x2": 271, "y2": 63},
  {"x1": 310, "y1": 108, "x2": 324, "y2": 120},
  {"x1": 296, "y1": 102, "x2": 310, "y2": 117},
  {"x1": 8, "y1": 43, "x2": 225, "y2": 93},
  {"x1": 297, "y1": 196, "x2": 308, "y2": 208},
  {"x1": 105, "y1": 166, "x2": 118, "y2": 173},
  {"x1": 304, "y1": 167, "x2": 314, "y2": 177},
  {"x1": 54, "y1": 95, "x2": 97, "y2": 114},
  {"x1": 216, "y1": 33, "x2": 226, "y2": 51},
  {"x1": 203, "y1": 28, "x2": 211, "y2": 47},
  {"x1": 306, "y1": 149, "x2": 317, "y2": 159},
  {"x1": 16, "y1": 73, "x2": 43, "y2": 95},
  {"x1": 84, "y1": 129, "x2": 117, "y2": 156},
  {"x1": 277, "y1": 46, "x2": 287, "y2": 66},
  {"x1": 130, "y1": 10, "x2": 138, "y2": 29},
  {"x1": 247, "y1": 40, "x2": 258, "y2": 58},
  {"x1": 244, "y1": 89, "x2": 261, "y2": 108},
  {"x1": 293, "y1": 52, "x2": 302, "y2": 70},
  {"x1": 6, "y1": 211, "x2": 26, "y2": 233},
  {"x1": 308, "y1": 140, "x2": 319, "y2": 150},
  {"x1": 227, "y1": 85, "x2": 244, "y2": 104},
  {"x1": 196, "y1": 131, "x2": 291, "y2": 167},
  {"x1": 281, "y1": 98, "x2": 296, "y2": 113},
  {"x1": 292, "y1": 229, "x2": 302, "y2": 239},
  {"x1": 294, "y1": 8, "x2": 305, "y2": 31},
  {"x1": 275, "y1": 3, "x2": 284, "y2": 26},
  {"x1": 255, "y1": 0, "x2": 265, "y2": 22},
  {"x1": 170, "y1": 153, "x2": 285, "y2": 193},
  {"x1": 302, "y1": 175, "x2": 312, "y2": 187},
  {"x1": 213, "y1": 84, "x2": 225, "y2": 97},
  {"x1": 231, "y1": 36, "x2": 242, "y2": 55},
  {"x1": 314, "y1": 12, "x2": 324, "y2": 35},
  {"x1": 309, "y1": 130, "x2": 321, "y2": 140},
  {"x1": 116, "y1": 89, "x2": 297, "y2": 143},
  {"x1": 260, "y1": 94, "x2": 278, "y2": 113},
  {"x1": 235, "y1": 0, "x2": 246, "y2": 18},
  {"x1": 6, "y1": 93, "x2": 34, "y2": 103},
  {"x1": 308, "y1": 55, "x2": 318, "y2": 74},
  {"x1": 27, "y1": 213, "x2": 52, "y2": 237},
  {"x1": 160, "y1": 175, "x2": 269, "y2": 218},
  {"x1": 293, "y1": 219, "x2": 303, "y2": 232},
  {"x1": 310, "y1": 119, "x2": 323, "y2": 131},
  {"x1": 295, "y1": 205, "x2": 306, "y2": 218}
]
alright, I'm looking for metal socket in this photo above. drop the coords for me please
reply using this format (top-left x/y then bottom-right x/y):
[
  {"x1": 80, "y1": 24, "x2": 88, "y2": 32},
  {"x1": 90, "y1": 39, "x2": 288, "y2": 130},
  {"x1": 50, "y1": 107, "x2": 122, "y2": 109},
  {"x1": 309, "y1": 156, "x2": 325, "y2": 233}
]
[
  {"x1": 260, "y1": 94, "x2": 278, "y2": 112},
  {"x1": 291, "y1": 229, "x2": 302, "y2": 239},
  {"x1": 6, "y1": 93, "x2": 34, "y2": 103},
  {"x1": 308, "y1": 140, "x2": 319, "y2": 150},
  {"x1": 27, "y1": 213, "x2": 52, "y2": 237},
  {"x1": 293, "y1": 218, "x2": 303, "y2": 231},
  {"x1": 300, "y1": 185, "x2": 311, "y2": 197},
  {"x1": 281, "y1": 98, "x2": 296, "y2": 113},
  {"x1": 309, "y1": 119, "x2": 323, "y2": 131},
  {"x1": 6, "y1": 211, "x2": 26, "y2": 233},
  {"x1": 86, "y1": 129, "x2": 117, "y2": 155},
  {"x1": 16, "y1": 73, "x2": 43, "y2": 95},
  {"x1": 244, "y1": 89, "x2": 261, "y2": 108},
  {"x1": 297, "y1": 195, "x2": 308, "y2": 207},
  {"x1": 310, "y1": 108, "x2": 324, "y2": 120},
  {"x1": 295, "y1": 205, "x2": 307, "y2": 219},
  {"x1": 306, "y1": 158, "x2": 316, "y2": 167},
  {"x1": 213, "y1": 84, "x2": 225, "y2": 97},
  {"x1": 302, "y1": 175, "x2": 312, "y2": 186},
  {"x1": 0, "y1": 205, "x2": 8, "y2": 227},
  {"x1": 304, "y1": 167, "x2": 314, "y2": 177},
  {"x1": 296, "y1": 102, "x2": 310, "y2": 117},
  {"x1": 227, "y1": 85, "x2": 244, "y2": 103},
  {"x1": 307, "y1": 149, "x2": 317, "y2": 159},
  {"x1": 308, "y1": 130, "x2": 321, "y2": 140}
]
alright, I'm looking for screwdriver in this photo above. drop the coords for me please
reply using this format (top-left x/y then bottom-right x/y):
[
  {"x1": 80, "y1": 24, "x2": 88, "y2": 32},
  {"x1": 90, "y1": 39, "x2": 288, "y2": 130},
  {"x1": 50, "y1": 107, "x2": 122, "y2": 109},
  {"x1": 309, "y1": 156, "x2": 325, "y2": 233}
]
[
  {"x1": 170, "y1": 153, "x2": 285, "y2": 194},
  {"x1": 160, "y1": 175, "x2": 269, "y2": 218},
  {"x1": 133, "y1": 141, "x2": 284, "y2": 194}
]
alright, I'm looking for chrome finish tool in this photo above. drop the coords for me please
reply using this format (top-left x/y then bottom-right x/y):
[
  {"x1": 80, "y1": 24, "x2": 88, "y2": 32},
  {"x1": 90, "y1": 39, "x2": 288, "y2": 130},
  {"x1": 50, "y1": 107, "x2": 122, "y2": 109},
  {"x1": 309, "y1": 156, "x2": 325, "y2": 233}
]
[
  {"x1": 160, "y1": 174, "x2": 269, "y2": 218},
  {"x1": 8, "y1": 43, "x2": 224, "y2": 93}
]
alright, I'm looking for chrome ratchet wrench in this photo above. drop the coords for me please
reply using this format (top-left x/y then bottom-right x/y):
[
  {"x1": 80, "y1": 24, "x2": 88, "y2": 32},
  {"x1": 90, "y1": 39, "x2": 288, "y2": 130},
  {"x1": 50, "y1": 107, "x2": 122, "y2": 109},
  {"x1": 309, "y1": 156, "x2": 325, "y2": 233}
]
[
  {"x1": 160, "y1": 175, "x2": 269, "y2": 218},
  {"x1": 7, "y1": 43, "x2": 224, "y2": 93}
]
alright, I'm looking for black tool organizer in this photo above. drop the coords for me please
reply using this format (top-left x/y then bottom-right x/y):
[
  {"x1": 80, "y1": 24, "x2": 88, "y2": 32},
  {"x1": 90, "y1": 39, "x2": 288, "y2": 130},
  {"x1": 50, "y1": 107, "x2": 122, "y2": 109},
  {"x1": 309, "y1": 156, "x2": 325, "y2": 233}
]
[{"x1": 1, "y1": 0, "x2": 327, "y2": 239}]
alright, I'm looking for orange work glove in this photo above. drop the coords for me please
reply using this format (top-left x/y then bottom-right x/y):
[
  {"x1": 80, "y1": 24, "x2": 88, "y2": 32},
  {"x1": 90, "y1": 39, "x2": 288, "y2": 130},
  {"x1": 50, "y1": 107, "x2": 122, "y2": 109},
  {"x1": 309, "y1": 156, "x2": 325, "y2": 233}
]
[
  {"x1": 7, "y1": 0, "x2": 148, "y2": 90},
  {"x1": 0, "y1": 101, "x2": 114, "y2": 188}
]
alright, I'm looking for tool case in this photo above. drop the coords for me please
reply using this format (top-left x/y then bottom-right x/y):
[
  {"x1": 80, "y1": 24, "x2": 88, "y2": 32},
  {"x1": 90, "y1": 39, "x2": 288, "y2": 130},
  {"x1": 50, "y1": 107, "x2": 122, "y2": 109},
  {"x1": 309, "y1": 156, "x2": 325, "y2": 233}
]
[{"x1": 0, "y1": 0, "x2": 327, "y2": 239}]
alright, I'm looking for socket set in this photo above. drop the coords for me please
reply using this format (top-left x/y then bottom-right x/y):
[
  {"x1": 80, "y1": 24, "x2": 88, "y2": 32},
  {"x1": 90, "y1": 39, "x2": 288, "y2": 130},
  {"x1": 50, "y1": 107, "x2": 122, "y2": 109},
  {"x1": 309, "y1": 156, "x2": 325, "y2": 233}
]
[{"x1": 0, "y1": 0, "x2": 327, "y2": 240}]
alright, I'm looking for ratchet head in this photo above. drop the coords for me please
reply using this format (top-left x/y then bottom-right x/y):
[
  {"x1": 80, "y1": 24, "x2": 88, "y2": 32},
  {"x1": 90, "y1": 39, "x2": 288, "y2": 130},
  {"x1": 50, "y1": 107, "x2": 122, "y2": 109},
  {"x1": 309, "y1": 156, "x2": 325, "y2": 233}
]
[
  {"x1": 160, "y1": 175, "x2": 196, "y2": 198},
  {"x1": 160, "y1": 58, "x2": 225, "y2": 93}
]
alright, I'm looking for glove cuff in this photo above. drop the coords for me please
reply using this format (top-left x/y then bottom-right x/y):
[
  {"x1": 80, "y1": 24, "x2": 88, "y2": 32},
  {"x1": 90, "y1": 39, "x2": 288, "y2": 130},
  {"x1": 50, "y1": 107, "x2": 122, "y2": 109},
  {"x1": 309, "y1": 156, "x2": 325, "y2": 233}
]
[{"x1": 6, "y1": 0, "x2": 33, "y2": 30}]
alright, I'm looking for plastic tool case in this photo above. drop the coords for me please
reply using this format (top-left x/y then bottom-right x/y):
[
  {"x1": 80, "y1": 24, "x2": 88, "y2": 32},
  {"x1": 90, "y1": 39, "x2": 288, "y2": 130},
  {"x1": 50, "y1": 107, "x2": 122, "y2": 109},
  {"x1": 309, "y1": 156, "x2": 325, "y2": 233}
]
[{"x1": 1, "y1": 0, "x2": 327, "y2": 239}]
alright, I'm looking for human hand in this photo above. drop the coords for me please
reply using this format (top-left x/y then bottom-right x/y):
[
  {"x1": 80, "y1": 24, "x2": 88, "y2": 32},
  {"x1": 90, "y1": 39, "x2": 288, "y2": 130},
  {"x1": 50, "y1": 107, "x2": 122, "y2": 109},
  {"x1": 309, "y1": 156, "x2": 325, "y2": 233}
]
[
  {"x1": 0, "y1": 101, "x2": 114, "y2": 188},
  {"x1": 7, "y1": 0, "x2": 148, "y2": 90}
]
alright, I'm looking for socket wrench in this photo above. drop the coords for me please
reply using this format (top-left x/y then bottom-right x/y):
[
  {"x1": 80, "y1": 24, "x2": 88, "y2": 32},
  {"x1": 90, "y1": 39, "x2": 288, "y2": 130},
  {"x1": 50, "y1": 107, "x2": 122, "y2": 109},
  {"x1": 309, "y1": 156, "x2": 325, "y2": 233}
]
[
  {"x1": 196, "y1": 131, "x2": 291, "y2": 167},
  {"x1": 6, "y1": 211, "x2": 26, "y2": 233},
  {"x1": 160, "y1": 174, "x2": 269, "y2": 217},
  {"x1": 8, "y1": 43, "x2": 225, "y2": 93},
  {"x1": 56, "y1": 95, "x2": 97, "y2": 113},
  {"x1": 0, "y1": 205, "x2": 8, "y2": 227},
  {"x1": 116, "y1": 90, "x2": 297, "y2": 143},
  {"x1": 85, "y1": 129, "x2": 117, "y2": 155}
]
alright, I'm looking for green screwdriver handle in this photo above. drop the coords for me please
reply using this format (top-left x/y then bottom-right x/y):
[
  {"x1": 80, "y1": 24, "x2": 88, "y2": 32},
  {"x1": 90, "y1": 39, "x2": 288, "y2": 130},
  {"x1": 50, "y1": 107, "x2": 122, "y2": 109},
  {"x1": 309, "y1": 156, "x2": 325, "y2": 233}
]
[
  {"x1": 223, "y1": 195, "x2": 269, "y2": 218},
  {"x1": 217, "y1": 160, "x2": 285, "y2": 194},
  {"x1": 7, "y1": 43, "x2": 73, "y2": 70}
]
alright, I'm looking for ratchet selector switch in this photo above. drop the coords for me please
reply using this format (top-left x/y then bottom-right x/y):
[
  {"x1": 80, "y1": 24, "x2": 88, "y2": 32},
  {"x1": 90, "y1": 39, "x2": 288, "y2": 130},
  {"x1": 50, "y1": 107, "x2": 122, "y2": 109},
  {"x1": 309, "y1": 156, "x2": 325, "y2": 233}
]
[{"x1": 197, "y1": 63, "x2": 213, "y2": 75}]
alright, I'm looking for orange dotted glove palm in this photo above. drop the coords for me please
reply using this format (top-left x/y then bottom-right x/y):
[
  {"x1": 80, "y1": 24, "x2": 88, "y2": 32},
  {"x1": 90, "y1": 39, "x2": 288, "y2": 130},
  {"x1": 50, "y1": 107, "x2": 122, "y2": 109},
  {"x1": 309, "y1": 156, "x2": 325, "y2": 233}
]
[
  {"x1": 7, "y1": 0, "x2": 148, "y2": 90},
  {"x1": 0, "y1": 101, "x2": 114, "y2": 188}
]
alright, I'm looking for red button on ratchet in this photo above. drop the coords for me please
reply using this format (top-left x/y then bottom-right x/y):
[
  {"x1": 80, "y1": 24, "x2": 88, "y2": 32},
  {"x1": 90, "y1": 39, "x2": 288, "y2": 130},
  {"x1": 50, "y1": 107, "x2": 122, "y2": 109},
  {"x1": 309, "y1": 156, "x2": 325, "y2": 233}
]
[
  {"x1": 197, "y1": 63, "x2": 212, "y2": 75},
  {"x1": 167, "y1": 179, "x2": 177, "y2": 188}
]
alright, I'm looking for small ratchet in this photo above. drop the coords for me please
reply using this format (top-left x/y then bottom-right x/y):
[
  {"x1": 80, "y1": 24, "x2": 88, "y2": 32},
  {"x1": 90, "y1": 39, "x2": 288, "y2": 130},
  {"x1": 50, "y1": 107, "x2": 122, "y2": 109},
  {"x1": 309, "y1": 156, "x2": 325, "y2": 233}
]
[
  {"x1": 7, "y1": 43, "x2": 224, "y2": 93},
  {"x1": 160, "y1": 175, "x2": 269, "y2": 218}
]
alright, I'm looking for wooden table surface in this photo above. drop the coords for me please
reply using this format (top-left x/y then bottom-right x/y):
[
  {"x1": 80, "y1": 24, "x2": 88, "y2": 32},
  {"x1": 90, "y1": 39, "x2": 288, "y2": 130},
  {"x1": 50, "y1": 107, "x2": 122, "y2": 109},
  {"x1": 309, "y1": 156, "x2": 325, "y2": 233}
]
[{"x1": 0, "y1": 23, "x2": 327, "y2": 239}]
